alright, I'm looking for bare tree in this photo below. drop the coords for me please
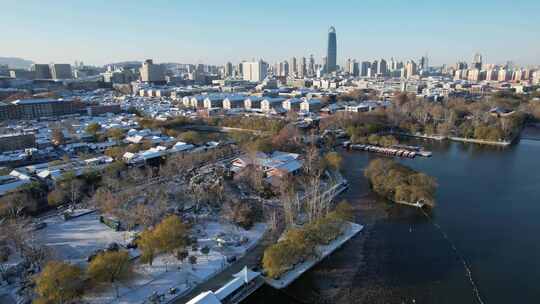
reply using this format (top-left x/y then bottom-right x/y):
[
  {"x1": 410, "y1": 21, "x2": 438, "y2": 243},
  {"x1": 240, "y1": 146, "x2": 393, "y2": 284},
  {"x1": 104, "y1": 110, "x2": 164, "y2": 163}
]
[{"x1": 279, "y1": 177, "x2": 299, "y2": 227}]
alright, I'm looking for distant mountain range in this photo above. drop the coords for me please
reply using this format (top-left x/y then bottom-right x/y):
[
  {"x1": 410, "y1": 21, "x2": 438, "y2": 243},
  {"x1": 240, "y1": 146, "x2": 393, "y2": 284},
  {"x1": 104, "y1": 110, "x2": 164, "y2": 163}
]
[{"x1": 0, "y1": 57, "x2": 34, "y2": 69}]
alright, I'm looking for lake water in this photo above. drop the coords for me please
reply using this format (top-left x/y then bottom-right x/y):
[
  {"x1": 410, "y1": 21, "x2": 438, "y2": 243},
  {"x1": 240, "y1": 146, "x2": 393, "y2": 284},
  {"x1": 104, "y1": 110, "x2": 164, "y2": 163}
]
[{"x1": 244, "y1": 130, "x2": 540, "y2": 304}]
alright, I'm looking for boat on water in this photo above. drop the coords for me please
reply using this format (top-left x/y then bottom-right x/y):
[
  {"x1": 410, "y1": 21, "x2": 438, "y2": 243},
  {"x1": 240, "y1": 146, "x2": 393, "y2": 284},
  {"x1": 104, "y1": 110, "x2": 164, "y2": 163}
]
[{"x1": 343, "y1": 141, "x2": 432, "y2": 158}]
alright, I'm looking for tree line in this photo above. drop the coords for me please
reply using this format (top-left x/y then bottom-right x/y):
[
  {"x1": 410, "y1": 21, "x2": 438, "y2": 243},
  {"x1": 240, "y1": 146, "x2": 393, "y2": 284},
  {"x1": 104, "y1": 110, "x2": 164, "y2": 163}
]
[
  {"x1": 321, "y1": 92, "x2": 540, "y2": 143},
  {"x1": 262, "y1": 201, "x2": 353, "y2": 279}
]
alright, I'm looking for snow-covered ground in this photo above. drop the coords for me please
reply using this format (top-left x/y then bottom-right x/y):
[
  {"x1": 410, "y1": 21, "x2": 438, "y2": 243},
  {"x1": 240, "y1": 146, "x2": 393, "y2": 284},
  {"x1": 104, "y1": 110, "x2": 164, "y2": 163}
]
[
  {"x1": 84, "y1": 221, "x2": 267, "y2": 304},
  {"x1": 266, "y1": 222, "x2": 363, "y2": 289},
  {"x1": 36, "y1": 210, "x2": 135, "y2": 265}
]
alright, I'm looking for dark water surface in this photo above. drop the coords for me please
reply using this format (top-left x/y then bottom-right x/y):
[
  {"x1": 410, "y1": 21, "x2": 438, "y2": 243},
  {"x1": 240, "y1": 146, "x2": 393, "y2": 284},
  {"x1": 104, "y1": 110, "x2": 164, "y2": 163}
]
[{"x1": 245, "y1": 134, "x2": 540, "y2": 304}]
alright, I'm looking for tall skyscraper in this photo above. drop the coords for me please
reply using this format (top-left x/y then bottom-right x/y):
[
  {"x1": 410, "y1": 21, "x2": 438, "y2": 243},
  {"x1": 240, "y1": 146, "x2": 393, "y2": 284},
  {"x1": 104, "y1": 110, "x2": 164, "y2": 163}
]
[
  {"x1": 282, "y1": 60, "x2": 289, "y2": 77},
  {"x1": 532, "y1": 70, "x2": 540, "y2": 84},
  {"x1": 456, "y1": 61, "x2": 468, "y2": 70},
  {"x1": 224, "y1": 62, "x2": 233, "y2": 77},
  {"x1": 298, "y1": 57, "x2": 307, "y2": 78},
  {"x1": 371, "y1": 60, "x2": 378, "y2": 76},
  {"x1": 360, "y1": 61, "x2": 370, "y2": 77},
  {"x1": 236, "y1": 62, "x2": 244, "y2": 78},
  {"x1": 378, "y1": 59, "x2": 388, "y2": 76},
  {"x1": 275, "y1": 60, "x2": 289, "y2": 77},
  {"x1": 419, "y1": 55, "x2": 429, "y2": 71},
  {"x1": 290, "y1": 57, "x2": 298, "y2": 76},
  {"x1": 389, "y1": 57, "x2": 397, "y2": 71},
  {"x1": 349, "y1": 60, "x2": 359, "y2": 77},
  {"x1": 308, "y1": 54, "x2": 315, "y2": 77},
  {"x1": 346, "y1": 58, "x2": 353, "y2": 74},
  {"x1": 472, "y1": 53, "x2": 483, "y2": 70},
  {"x1": 326, "y1": 26, "x2": 337, "y2": 73}
]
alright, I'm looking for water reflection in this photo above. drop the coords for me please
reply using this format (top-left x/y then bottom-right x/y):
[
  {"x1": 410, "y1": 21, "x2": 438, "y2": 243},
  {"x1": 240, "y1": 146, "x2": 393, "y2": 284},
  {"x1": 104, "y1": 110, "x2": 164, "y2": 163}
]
[{"x1": 245, "y1": 132, "x2": 540, "y2": 304}]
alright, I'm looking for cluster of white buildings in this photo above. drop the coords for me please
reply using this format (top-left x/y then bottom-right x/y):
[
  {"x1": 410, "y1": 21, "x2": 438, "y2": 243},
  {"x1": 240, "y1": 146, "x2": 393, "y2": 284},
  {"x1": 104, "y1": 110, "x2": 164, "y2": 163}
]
[{"x1": 176, "y1": 93, "x2": 323, "y2": 115}]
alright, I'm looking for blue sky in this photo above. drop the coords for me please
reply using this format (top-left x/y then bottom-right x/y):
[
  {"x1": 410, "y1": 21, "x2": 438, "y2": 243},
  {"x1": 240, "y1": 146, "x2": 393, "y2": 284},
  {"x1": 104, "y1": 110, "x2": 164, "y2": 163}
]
[{"x1": 2, "y1": 0, "x2": 539, "y2": 66}]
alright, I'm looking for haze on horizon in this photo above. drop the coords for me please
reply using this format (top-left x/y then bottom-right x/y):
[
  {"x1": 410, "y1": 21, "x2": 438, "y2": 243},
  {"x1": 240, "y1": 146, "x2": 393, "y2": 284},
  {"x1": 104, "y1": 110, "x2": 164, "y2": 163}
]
[{"x1": 2, "y1": 0, "x2": 539, "y2": 67}]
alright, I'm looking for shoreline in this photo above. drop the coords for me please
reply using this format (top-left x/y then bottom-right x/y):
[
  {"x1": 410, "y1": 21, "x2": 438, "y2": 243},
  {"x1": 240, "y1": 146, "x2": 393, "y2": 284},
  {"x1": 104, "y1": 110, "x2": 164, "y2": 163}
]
[
  {"x1": 394, "y1": 132, "x2": 512, "y2": 146},
  {"x1": 265, "y1": 222, "x2": 364, "y2": 289}
]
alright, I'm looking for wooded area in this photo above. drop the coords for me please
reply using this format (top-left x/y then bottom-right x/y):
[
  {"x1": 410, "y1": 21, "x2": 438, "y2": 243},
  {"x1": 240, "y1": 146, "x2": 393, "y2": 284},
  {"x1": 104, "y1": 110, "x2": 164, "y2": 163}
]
[{"x1": 364, "y1": 159, "x2": 437, "y2": 207}]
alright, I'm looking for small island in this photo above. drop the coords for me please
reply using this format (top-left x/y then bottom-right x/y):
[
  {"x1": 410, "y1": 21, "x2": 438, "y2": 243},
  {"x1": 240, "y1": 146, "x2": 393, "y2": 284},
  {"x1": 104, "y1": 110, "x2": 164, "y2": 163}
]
[{"x1": 364, "y1": 159, "x2": 437, "y2": 207}]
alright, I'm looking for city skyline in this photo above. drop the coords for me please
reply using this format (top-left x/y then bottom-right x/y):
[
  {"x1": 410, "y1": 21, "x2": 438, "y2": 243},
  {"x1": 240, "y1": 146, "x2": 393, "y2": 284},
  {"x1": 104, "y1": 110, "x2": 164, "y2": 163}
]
[{"x1": 2, "y1": 0, "x2": 540, "y2": 67}]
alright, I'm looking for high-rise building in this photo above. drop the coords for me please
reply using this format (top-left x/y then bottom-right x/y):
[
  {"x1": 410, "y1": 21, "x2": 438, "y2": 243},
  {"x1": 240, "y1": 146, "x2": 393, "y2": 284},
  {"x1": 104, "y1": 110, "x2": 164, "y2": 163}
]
[
  {"x1": 308, "y1": 55, "x2": 315, "y2": 77},
  {"x1": 224, "y1": 62, "x2": 233, "y2": 78},
  {"x1": 513, "y1": 69, "x2": 524, "y2": 82},
  {"x1": 405, "y1": 60, "x2": 417, "y2": 78},
  {"x1": 498, "y1": 69, "x2": 510, "y2": 82},
  {"x1": 371, "y1": 60, "x2": 378, "y2": 76},
  {"x1": 360, "y1": 61, "x2": 370, "y2": 77},
  {"x1": 419, "y1": 55, "x2": 429, "y2": 71},
  {"x1": 326, "y1": 26, "x2": 337, "y2": 73},
  {"x1": 523, "y1": 69, "x2": 532, "y2": 81},
  {"x1": 389, "y1": 57, "x2": 397, "y2": 71},
  {"x1": 456, "y1": 61, "x2": 468, "y2": 70},
  {"x1": 290, "y1": 57, "x2": 297, "y2": 76},
  {"x1": 50, "y1": 64, "x2": 72, "y2": 79},
  {"x1": 486, "y1": 69, "x2": 498, "y2": 81},
  {"x1": 242, "y1": 60, "x2": 268, "y2": 82},
  {"x1": 275, "y1": 60, "x2": 289, "y2": 77},
  {"x1": 298, "y1": 57, "x2": 307, "y2": 78},
  {"x1": 140, "y1": 59, "x2": 165, "y2": 83},
  {"x1": 472, "y1": 53, "x2": 483, "y2": 70},
  {"x1": 468, "y1": 69, "x2": 483, "y2": 82},
  {"x1": 31, "y1": 64, "x2": 52, "y2": 79},
  {"x1": 378, "y1": 59, "x2": 388, "y2": 76},
  {"x1": 282, "y1": 60, "x2": 289, "y2": 77},
  {"x1": 349, "y1": 60, "x2": 359, "y2": 77},
  {"x1": 345, "y1": 58, "x2": 353, "y2": 74},
  {"x1": 533, "y1": 70, "x2": 540, "y2": 84}
]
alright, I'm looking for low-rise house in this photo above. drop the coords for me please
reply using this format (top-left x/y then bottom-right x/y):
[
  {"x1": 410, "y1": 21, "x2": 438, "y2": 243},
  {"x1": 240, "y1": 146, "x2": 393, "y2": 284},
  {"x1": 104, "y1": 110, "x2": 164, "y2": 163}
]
[
  {"x1": 204, "y1": 95, "x2": 225, "y2": 109},
  {"x1": 344, "y1": 104, "x2": 370, "y2": 113},
  {"x1": 344, "y1": 100, "x2": 388, "y2": 113},
  {"x1": 123, "y1": 146, "x2": 167, "y2": 164},
  {"x1": 300, "y1": 99, "x2": 322, "y2": 113},
  {"x1": 84, "y1": 155, "x2": 114, "y2": 166},
  {"x1": 231, "y1": 151, "x2": 302, "y2": 181},
  {"x1": 489, "y1": 107, "x2": 515, "y2": 117},
  {"x1": 244, "y1": 96, "x2": 263, "y2": 110},
  {"x1": 282, "y1": 98, "x2": 303, "y2": 112},
  {"x1": 190, "y1": 95, "x2": 206, "y2": 108},
  {"x1": 261, "y1": 97, "x2": 286, "y2": 113},
  {"x1": 0, "y1": 174, "x2": 32, "y2": 197},
  {"x1": 182, "y1": 96, "x2": 192, "y2": 107},
  {"x1": 223, "y1": 95, "x2": 247, "y2": 110},
  {"x1": 169, "y1": 141, "x2": 195, "y2": 153}
]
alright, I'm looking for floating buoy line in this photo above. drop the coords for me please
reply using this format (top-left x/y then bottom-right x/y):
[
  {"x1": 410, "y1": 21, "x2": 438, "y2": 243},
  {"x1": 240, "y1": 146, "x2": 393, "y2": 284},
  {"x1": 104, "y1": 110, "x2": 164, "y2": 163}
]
[{"x1": 419, "y1": 208, "x2": 486, "y2": 304}]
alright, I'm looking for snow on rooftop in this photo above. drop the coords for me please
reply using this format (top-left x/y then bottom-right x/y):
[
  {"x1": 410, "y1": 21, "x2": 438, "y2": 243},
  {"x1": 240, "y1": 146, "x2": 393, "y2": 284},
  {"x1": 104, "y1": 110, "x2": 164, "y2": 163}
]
[{"x1": 186, "y1": 291, "x2": 221, "y2": 304}]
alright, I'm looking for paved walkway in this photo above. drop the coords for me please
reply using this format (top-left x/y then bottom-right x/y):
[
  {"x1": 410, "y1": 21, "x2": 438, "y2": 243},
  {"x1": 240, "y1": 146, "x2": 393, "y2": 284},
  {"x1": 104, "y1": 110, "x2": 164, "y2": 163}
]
[{"x1": 172, "y1": 231, "x2": 274, "y2": 303}]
